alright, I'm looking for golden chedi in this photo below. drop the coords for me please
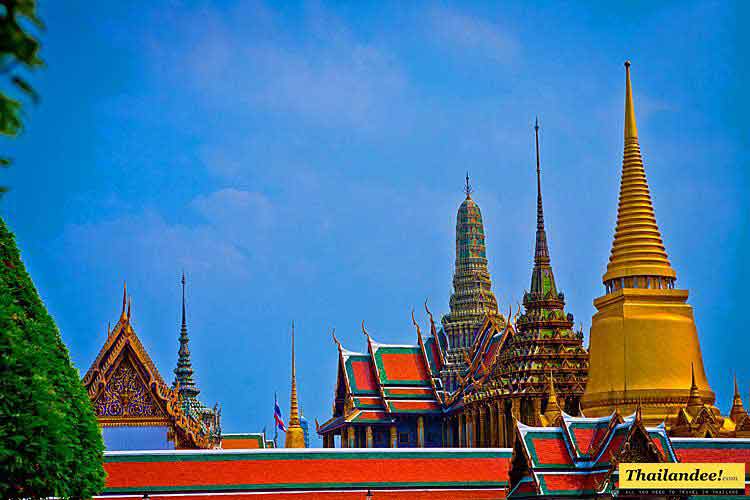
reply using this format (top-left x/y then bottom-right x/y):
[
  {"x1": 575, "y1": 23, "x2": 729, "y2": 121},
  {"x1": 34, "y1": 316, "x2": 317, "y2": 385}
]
[
  {"x1": 582, "y1": 62, "x2": 715, "y2": 425},
  {"x1": 285, "y1": 322, "x2": 306, "y2": 448}
]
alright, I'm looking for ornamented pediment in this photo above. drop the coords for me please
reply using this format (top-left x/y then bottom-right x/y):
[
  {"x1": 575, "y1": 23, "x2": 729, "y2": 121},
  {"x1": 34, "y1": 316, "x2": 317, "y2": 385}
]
[{"x1": 94, "y1": 356, "x2": 166, "y2": 419}]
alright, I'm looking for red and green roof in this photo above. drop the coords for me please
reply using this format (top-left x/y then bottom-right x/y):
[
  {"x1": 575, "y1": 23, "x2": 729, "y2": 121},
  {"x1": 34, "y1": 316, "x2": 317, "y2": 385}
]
[
  {"x1": 99, "y1": 448, "x2": 512, "y2": 497},
  {"x1": 510, "y1": 412, "x2": 679, "y2": 497},
  {"x1": 324, "y1": 332, "x2": 443, "y2": 430}
]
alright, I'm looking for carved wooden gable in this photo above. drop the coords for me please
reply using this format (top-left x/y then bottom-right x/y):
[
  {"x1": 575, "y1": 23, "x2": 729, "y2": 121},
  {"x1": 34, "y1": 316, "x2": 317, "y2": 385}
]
[{"x1": 94, "y1": 355, "x2": 166, "y2": 420}]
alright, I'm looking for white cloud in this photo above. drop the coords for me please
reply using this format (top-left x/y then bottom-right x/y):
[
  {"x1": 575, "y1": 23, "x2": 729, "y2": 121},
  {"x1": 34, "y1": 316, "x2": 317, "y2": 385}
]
[
  {"x1": 147, "y1": 1, "x2": 408, "y2": 130},
  {"x1": 429, "y1": 6, "x2": 520, "y2": 62}
]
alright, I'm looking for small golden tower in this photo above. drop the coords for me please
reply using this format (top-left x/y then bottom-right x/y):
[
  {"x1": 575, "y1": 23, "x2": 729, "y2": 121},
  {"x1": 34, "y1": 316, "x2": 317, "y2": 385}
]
[
  {"x1": 285, "y1": 321, "x2": 306, "y2": 448},
  {"x1": 582, "y1": 62, "x2": 715, "y2": 425},
  {"x1": 729, "y1": 374, "x2": 747, "y2": 423},
  {"x1": 540, "y1": 371, "x2": 563, "y2": 427}
]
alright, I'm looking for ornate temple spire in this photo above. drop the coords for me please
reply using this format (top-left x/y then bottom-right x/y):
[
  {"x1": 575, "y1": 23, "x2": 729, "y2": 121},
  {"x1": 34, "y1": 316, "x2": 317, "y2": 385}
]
[
  {"x1": 529, "y1": 119, "x2": 558, "y2": 299},
  {"x1": 730, "y1": 373, "x2": 747, "y2": 423},
  {"x1": 685, "y1": 363, "x2": 703, "y2": 414},
  {"x1": 442, "y1": 175, "x2": 500, "y2": 350},
  {"x1": 174, "y1": 273, "x2": 199, "y2": 399},
  {"x1": 285, "y1": 321, "x2": 305, "y2": 448},
  {"x1": 544, "y1": 371, "x2": 562, "y2": 422},
  {"x1": 603, "y1": 62, "x2": 677, "y2": 289}
]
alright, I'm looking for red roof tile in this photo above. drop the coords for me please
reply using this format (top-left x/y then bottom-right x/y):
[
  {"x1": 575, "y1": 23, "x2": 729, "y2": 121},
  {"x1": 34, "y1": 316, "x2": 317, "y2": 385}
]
[
  {"x1": 351, "y1": 360, "x2": 378, "y2": 392},
  {"x1": 380, "y1": 352, "x2": 430, "y2": 383},
  {"x1": 532, "y1": 437, "x2": 573, "y2": 466}
]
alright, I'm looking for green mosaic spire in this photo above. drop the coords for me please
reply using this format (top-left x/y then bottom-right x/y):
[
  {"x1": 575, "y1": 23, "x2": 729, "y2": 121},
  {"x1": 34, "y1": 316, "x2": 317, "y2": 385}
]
[{"x1": 442, "y1": 174, "x2": 499, "y2": 351}]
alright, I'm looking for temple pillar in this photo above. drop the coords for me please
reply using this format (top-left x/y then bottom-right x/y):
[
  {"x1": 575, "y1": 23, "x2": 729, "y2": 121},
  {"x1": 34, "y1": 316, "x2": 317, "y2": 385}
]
[
  {"x1": 478, "y1": 406, "x2": 486, "y2": 447},
  {"x1": 348, "y1": 426, "x2": 356, "y2": 448},
  {"x1": 470, "y1": 408, "x2": 478, "y2": 447},
  {"x1": 417, "y1": 416, "x2": 425, "y2": 447},
  {"x1": 446, "y1": 417, "x2": 453, "y2": 447},
  {"x1": 532, "y1": 398, "x2": 542, "y2": 427},
  {"x1": 465, "y1": 409, "x2": 472, "y2": 448},
  {"x1": 390, "y1": 425, "x2": 397, "y2": 448},
  {"x1": 366, "y1": 426, "x2": 373, "y2": 448},
  {"x1": 341, "y1": 427, "x2": 348, "y2": 448},
  {"x1": 497, "y1": 401, "x2": 506, "y2": 447},
  {"x1": 510, "y1": 399, "x2": 521, "y2": 446},
  {"x1": 458, "y1": 413, "x2": 465, "y2": 448},
  {"x1": 488, "y1": 404, "x2": 496, "y2": 447}
]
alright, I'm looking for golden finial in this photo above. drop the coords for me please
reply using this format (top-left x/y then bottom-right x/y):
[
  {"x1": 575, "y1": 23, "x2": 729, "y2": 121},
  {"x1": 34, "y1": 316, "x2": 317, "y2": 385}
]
[
  {"x1": 361, "y1": 320, "x2": 370, "y2": 338},
  {"x1": 127, "y1": 296, "x2": 131, "y2": 321},
  {"x1": 548, "y1": 370, "x2": 558, "y2": 404},
  {"x1": 106, "y1": 321, "x2": 111, "y2": 337},
  {"x1": 120, "y1": 281, "x2": 128, "y2": 321},
  {"x1": 624, "y1": 61, "x2": 638, "y2": 140},
  {"x1": 735, "y1": 372, "x2": 740, "y2": 398}
]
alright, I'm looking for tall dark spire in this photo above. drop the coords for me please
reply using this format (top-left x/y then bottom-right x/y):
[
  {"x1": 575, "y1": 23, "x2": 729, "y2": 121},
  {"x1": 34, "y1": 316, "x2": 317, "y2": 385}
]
[
  {"x1": 464, "y1": 172, "x2": 473, "y2": 198},
  {"x1": 174, "y1": 272, "x2": 199, "y2": 399},
  {"x1": 529, "y1": 120, "x2": 557, "y2": 298},
  {"x1": 534, "y1": 118, "x2": 550, "y2": 266}
]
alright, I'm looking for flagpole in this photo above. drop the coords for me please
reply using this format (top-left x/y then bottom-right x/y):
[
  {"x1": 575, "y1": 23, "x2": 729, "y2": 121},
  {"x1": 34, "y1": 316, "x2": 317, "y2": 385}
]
[{"x1": 274, "y1": 392, "x2": 278, "y2": 448}]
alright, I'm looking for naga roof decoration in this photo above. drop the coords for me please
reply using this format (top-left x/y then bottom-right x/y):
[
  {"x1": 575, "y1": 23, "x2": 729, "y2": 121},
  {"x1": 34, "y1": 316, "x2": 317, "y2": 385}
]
[
  {"x1": 82, "y1": 283, "x2": 219, "y2": 449},
  {"x1": 509, "y1": 406, "x2": 678, "y2": 497}
]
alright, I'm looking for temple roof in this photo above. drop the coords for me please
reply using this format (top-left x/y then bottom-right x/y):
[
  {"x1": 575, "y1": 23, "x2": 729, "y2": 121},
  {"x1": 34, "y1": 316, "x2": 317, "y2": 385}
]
[
  {"x1": 509, "y1": 409, "x2": 678, "y2": 497},
  {"x1": 320, "y1": 319, "x2": 443, "y2": 432},
  {"x1": 82, "y1": 283, "x2": 219, "y2": 449}
]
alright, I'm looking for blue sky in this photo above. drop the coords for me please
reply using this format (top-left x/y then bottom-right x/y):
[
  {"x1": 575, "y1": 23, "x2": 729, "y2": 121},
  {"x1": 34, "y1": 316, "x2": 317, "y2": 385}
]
[{"x1": 1, "y1": 1, "x2": 747, "y2": 445}]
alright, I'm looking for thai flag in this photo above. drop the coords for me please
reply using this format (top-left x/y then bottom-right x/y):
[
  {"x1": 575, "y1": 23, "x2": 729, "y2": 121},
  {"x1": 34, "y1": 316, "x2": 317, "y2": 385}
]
[{"x1": 274, "y1": 395, "x2": 286, "y2": 432}]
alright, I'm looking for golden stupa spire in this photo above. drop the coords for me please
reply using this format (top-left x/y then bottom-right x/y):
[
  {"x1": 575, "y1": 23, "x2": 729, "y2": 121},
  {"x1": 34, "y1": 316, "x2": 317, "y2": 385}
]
[
  {"x1": 685, "y1": 363, "x2": 703, "y2": 414},
  {"x1": 285, "y1": 320, "x2": 305, "y2": 448},
  {"x1": 542, "y1": 371, "x2": 563, "y2": 425},
  {"x1": 547, "y1": 371, "x2": 560, "y2": 410},
  {"x1": 603, "y1": 61, "x2": 676, "y2": 287},
  {"x1": 730, "y1": 373, "x2": 747, "y2": 423}
]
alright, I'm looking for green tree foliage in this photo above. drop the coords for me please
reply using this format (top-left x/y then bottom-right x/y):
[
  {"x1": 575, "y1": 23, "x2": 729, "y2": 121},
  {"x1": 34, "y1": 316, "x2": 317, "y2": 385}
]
[
  {"x1": 0, "y1": 0, "x2": 44, "y2": 193},
  {"x1": 0, "y1": 217, "x2": 105, "y2": 499}
]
